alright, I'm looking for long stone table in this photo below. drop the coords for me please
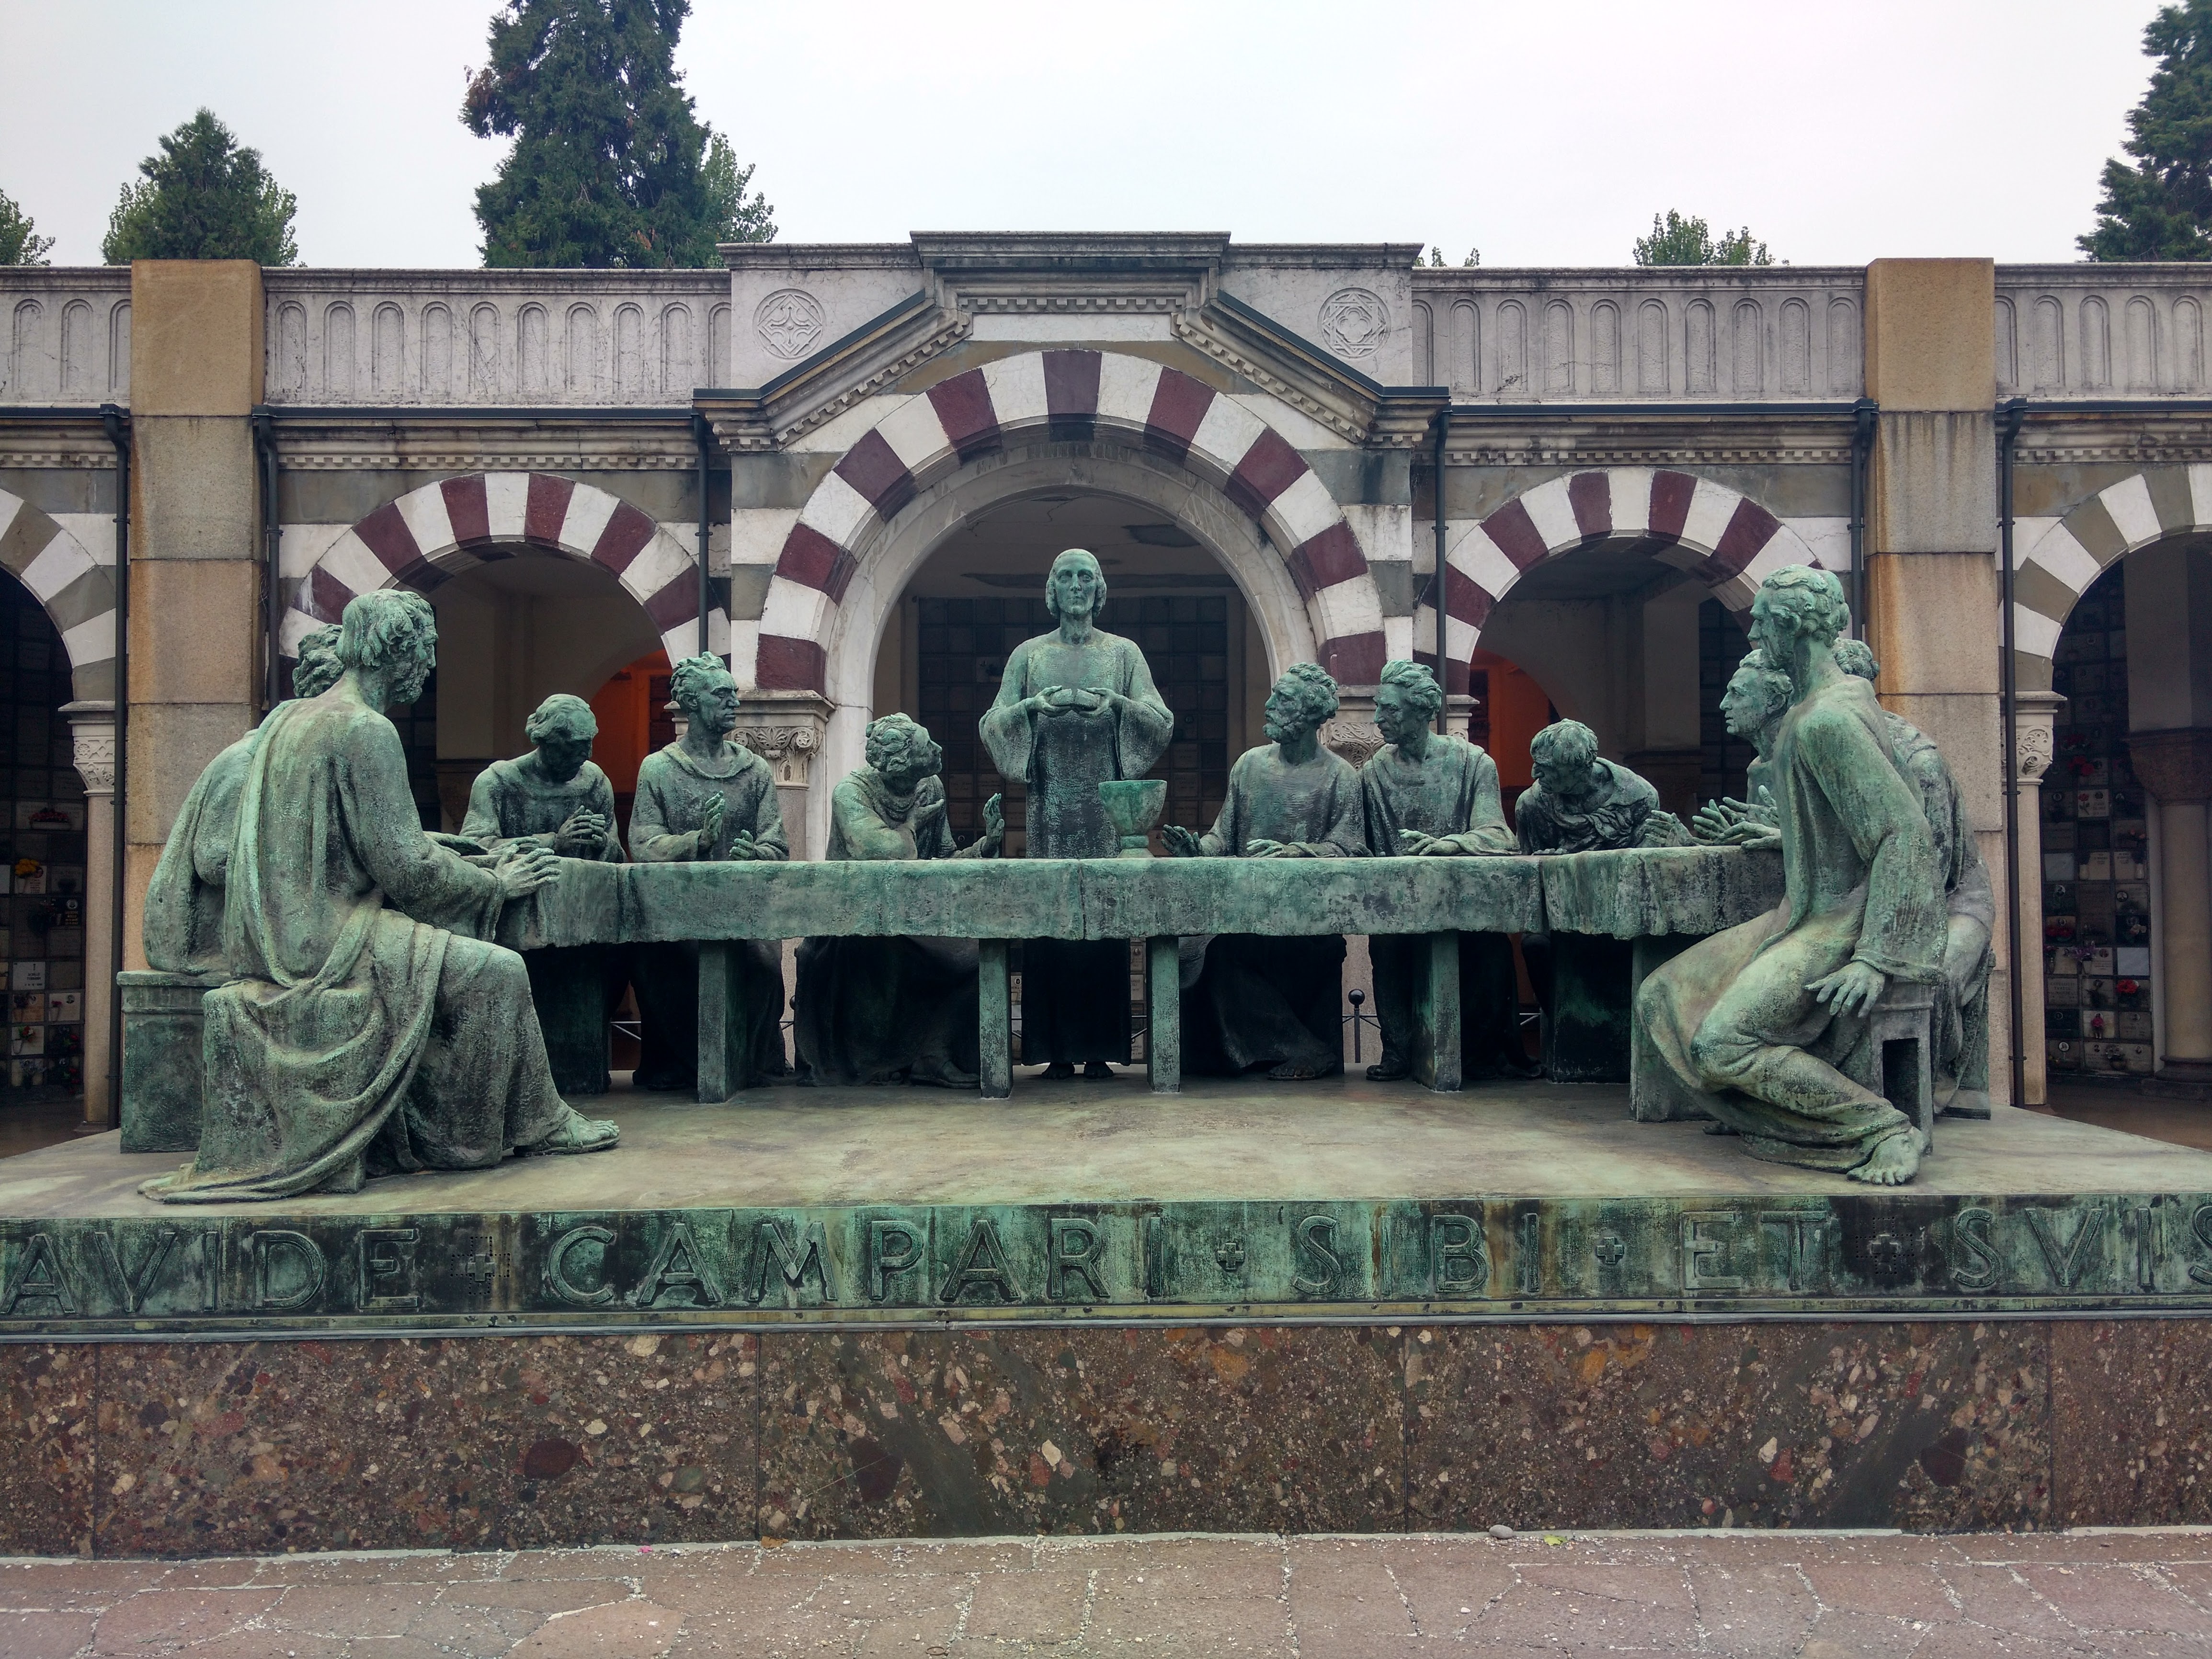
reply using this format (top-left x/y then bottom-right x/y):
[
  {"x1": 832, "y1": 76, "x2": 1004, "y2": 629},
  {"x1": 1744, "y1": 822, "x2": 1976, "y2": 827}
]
[{"x1": 492, "y1": 846, "x2": 1782, "y2": 1101}]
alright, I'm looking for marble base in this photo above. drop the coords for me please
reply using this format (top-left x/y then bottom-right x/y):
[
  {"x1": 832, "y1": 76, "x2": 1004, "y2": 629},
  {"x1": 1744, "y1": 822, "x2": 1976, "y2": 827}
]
[{"x1": 7, "y1": 1316, "x2": 2212, "y2": 1555}]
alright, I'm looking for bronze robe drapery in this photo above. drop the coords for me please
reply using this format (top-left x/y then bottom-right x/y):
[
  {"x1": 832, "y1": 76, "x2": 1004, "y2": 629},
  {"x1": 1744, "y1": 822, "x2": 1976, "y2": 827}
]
[
  {"x1": 793, "y1": 772, "x2": 993, "y2": 1086},
  {"x1": 981, "y1": 628, "x2": 1173, "y2": 1065},
  {"x1": 1882, "y1": 711, "x2": 1995, "y2": 1109},
  {"x1": 461, "y1": 755, "x2": 626, "y2": 1096},
  {"x1": 1637, "y1": 674, "x2": 1943, "y2": 1173},
  {"x1": 143, "y1": 721, "x2": 268, "y2": 976},
  {"x1": 1181, "y1": 744, "x2": 1368, "y2": 1077},
  {"x1": 1359, "y1": 736, "x2": 1528, "y2": 1078},
  {"x1": 144, "y1": 695, "x2": 569, "y2": 1203},
  {"x1": 627, "y1": 741, "x2": 789, "y2": 1091}
]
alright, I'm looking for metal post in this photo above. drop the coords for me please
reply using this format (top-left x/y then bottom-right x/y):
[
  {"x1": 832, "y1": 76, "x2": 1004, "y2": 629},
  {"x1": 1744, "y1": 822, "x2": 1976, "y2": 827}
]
[
  {"x1": 99, "y1": 404, "x2": 130, "y2": 1127},
  {"x1": 1432, "y1": 411, "x2": 1449, "y2": 729},
  {"x1": 1850, "y1": 398, "x2": 1877, "y2": 641},
  {"x1": 1997, "y1": 397, "x2": 2029, "y2": 1110},
  {"x1": 693, "y1": 411, "x2": 713, "y2": 660}
]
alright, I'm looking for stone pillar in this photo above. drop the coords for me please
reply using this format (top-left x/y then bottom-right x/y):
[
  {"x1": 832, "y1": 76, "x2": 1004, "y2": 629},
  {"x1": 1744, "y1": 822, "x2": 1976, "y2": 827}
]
[
  {"x1": 2131, "y1": 729, "x2": 2212, "y2": 1098},
  {"x1": 123, "y1": 261, "x2": 265, "y2": 969},
  {"x1": 730, "y1": 687, "x2": 833, "y2": 861},
  {"x1": 2011, "y1": 689, "x2": 2064, "y2": 1105},
  {"x1": 61, "y1": 702, "x2": 114, "y2": 1130},
  {"x1": 1862, "y1": 258, "x2": 2007, "y2": 1101}
]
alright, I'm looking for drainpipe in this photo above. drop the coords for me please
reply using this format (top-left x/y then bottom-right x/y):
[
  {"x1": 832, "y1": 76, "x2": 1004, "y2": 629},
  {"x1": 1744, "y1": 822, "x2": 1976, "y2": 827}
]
[
  {"x1": 1849, "y1": 397, "x2": 1877, "y2": 640},
  {"x1": 1996, "y1": 396, "x2": 2029, "y2": 1110},
  {"x1": 99, "y1": 403, "x2": 131, "y2": 1131},
  {"x1": 251, "y1": 409, "x2": 281, "y2": 711},
  {"x1": 693, "y1": 411, "x2": 713, "y2": 660},
  {"x1": 1432, "y1": 409, "x2": 1449, "y2": 733}
]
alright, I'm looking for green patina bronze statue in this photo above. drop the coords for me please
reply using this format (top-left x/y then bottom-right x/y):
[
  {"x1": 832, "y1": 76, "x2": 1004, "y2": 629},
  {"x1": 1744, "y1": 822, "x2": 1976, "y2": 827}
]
[
  {"x1": 794, "y1": 714, "x2": 1004, "y2": 1088},
  {"x1": 144, "y1": 591, "x2": 616, "y2": 1204},
  {"x1": 1358, "y1": 659, "x2": 1531, "y2": 1082},
  {"x1": 628, "y1": 654, "x2": 789, "y2": 1094},
  {"x1": 1834, "y1": 638, "x2": 1995, "y2": 1118},
  {"x1": 462, "y1": 693, "x2": 625, "y2": 1098},
  {"x1": 1635, "y1": 567, "x2": 1942, "y2": 1185},
  {"x1": 1692, "y1": 649, "x2": 1793, "y2": 847},
  {"x1": 1516, "y1": 719, "x2": 1693, "y2": 855},
  {"x1": 981, "y1": 549, "x2": 1174, "y2": 1080},
  {"x1": 1164, "y1": 661, "x2": 1368, "y2": 1080}
]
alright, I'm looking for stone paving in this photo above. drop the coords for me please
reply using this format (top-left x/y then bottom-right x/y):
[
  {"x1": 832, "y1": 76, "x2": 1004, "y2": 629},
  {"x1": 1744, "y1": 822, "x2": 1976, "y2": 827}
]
[{"x1": 9, "y1": 1529, "x2": 2212, "y2": 1656}]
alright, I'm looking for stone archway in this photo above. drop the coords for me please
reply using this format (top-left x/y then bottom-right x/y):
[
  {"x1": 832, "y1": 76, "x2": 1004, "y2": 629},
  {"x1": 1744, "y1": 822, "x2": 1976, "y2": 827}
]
[
  {"x1": 282, "y1": 470, "x2": 723, "y2": 670},
  {"x1": 0, "y1": 488, "x2": 116, "y2": 702},
  {"x1": 1429, "y1": 467, "x2": 1822, "y2": 689},
  {"x1": 750, "y1": 349, "x2": 1388, "y2": 697},
  {"x1": 2013, "y1": 464, "x2": 2212, "y2": 685}
]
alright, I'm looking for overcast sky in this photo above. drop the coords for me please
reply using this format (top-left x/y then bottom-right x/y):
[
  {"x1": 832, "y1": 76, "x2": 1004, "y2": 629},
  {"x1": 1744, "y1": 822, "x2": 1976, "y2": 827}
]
[{"x1": 0, "y1": 0, "x2": 2171, "y2": 269}]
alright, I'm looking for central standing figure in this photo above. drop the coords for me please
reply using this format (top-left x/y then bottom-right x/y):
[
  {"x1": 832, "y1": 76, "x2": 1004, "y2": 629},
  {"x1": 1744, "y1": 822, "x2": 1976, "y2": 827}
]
[{"x1": 981, "y1": 549, "x2": 1174, "y2": 1079}]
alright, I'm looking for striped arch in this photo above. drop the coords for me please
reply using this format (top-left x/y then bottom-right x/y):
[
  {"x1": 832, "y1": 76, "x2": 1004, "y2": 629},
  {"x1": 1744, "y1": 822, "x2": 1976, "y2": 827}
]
[
  {"x1": 753, "y1": 350, "x2": 1387, "y2": 692},
  {"x1": 0, "y1": 489, "x2": 116, "y2": 701},
  {"x1": 2013, "y1": 465, "x2": 2212, "y2": 686},
  {"x1": 285, "y1": 471, "x2": 723, "y2": 670},
  {"x1": 1426, "y1": 468, "x2": 1821, "y2": 687}
]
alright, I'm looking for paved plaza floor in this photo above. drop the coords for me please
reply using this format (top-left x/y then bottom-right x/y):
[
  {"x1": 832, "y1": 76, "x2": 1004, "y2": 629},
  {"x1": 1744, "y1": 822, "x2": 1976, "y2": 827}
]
[{"x1": 10, "y1": 1529, "x2": 2212, "y2": 1656}]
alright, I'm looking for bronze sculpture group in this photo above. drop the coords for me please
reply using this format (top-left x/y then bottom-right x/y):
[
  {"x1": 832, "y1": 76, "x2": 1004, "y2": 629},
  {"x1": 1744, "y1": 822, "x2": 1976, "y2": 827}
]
[{"x1": 139, "y1": 545, "x2": 1984, "y2": 1201}]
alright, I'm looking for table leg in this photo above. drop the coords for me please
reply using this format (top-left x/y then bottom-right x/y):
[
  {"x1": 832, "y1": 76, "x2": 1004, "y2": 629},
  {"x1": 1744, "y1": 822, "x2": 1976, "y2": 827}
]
[
  {"x1": 1413, "y1": 930, "x2": 1463, "y2": 1093},
  {"x1": 979, "y1": 940, "x2": 1012, "y2": 1100},
  {"x1": 696, "y1": 941, "x2": 737, "y2": 1103},
  {"x1": 1146, "y1": 935, "x2": 1181, "y2": 1094}
]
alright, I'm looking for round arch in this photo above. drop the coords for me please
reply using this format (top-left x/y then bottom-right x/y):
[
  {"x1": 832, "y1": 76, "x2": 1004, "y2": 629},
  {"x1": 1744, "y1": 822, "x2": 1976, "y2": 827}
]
[
  {"x1": 2014, "y1": 464, "x2": 2212, "y2": 687},
  {"x1": 0, "y1": 488, "x2": 116, "y2": 702},
  {"x1": 751, "y1": 349, "x2": 1387, "y2": 697},
  {"x1": 282, "y1": 470, "x2": 722, "y2": 669},
  {"x1": 1428, "y1": 466, "x2": 1823, "y2": 688},
  {"x1": 810, "y1": 440, "x2": 1325, "y2": 802}
]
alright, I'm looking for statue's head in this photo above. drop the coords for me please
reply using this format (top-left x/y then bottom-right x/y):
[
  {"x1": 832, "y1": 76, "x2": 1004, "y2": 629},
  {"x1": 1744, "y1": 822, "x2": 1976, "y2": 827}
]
[
  {"x1": 1833, "y1": 638, "x2": 1880, "y2": 683},
  {"x1": 864, "y1": 712, "x2": 941, "y2": 790},
  {"x1": 1720, "y1": 648, "x2": 1795, "y2": 742},
  {"x1": 292, "y1": 625, "x2": 344, "y2": 700},
  {"x1": 668, "y1": 654, "x2": 740, "y2": 740},
  {"x1": 336, "y1": 590, "x2": 437, "y2": 706},
  {"x1": 1265, "y1": 661, "x2": 1341, "y2": 744},
  {"x1": 1043, "y1": 548, "x2": 1106, "y2": 624},
  {"x1": 1375, "y1": 659, "x2": 1443, "y2": 747},
  {"x1": 1749, "y1": 566, "x2": 1850, "y2": 666},
  {"x1": 525, "y1": 693, "x2": 598, "y2": 784},
  {"x1": 1529, "y1": 718, "x2": 1602, "y2": 801}
]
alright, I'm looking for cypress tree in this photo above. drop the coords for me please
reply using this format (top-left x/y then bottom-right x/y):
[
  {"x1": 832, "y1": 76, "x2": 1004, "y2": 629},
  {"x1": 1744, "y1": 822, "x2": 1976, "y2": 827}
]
[
  {"x1": 463, "y1": 0, "x2": 773, "y2": 268},
  {"x1": 2082, "y1": 0, "x2": 2212, "y2": 260},
  {"x1": 102, "y1": 110, "x2": 299, "y2": 265}
]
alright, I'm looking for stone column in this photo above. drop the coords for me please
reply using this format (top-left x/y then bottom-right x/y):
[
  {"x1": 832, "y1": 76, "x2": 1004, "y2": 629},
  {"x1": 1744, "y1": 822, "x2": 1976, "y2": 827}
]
[
  {"x1": 60, "y1": 702, "x2": 114, "y2": 1130},
  {"x1": 123, "y1": 261, "x2": 265, "y2": 968},
  {"x1": 2012, "y1": 689, "x2": 2064, "y2": 1105},
  {"x1": 2131, "y1": 729, "x2": 2212, "y2": 1098},
  {"x1": 1862, "y1": 258, "x2": 2008, "y2": 1102},
  {"x1": 730, "y1": 687, "x2": 833, "y2": 861}
]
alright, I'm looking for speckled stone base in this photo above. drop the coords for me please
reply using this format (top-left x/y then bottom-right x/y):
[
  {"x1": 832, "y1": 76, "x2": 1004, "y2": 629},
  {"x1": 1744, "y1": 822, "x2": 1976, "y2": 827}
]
[{"x1": 3, "y1": 1317, "x2": 2208, "y2": 1556}]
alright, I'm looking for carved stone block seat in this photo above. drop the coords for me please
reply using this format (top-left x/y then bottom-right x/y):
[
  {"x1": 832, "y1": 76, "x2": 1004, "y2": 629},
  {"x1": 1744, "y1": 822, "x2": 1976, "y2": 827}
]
[
  {"x1": 1840, "y1": 979, "x2": 1938, "y2": 1148},
  {"x1": 118, "y1": 968, "x2": 225, "y2": 1153}
]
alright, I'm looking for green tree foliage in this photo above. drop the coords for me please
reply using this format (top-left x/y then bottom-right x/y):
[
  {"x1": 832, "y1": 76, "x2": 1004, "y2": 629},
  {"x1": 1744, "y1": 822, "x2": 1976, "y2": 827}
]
[
  {"x1": 102, "y1": 110, "x2": 299, "y2": 265},
  {"x1": 2082, "y1": 0, "x2": 2212, "y2": 260},
  {"x1": 1633, "y1": 210, "x2": 1771, "y2": 267},
  {"x1": 1424, "y1": 245, "x2": 1480, "y2": 267},
  {"x1": 463, "y1": 0, "x2": 774, "y2": 267},
  {"x1": 0, "y1": 189, "x2": 54, "y2": 265}
]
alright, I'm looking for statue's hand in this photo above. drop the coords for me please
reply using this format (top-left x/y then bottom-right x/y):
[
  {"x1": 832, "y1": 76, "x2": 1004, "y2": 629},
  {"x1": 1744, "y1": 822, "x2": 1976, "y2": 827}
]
[
  {"x1": 1808, "y1": 960, "x2": 1886, "y2": 1019},
  {"x1": 1161, "y1": 825, "x2": 1204, "y2": 858},
  {"x1": 696, "y1": 791, "x2": 725, "y2": 856},
  {"x1": 724, "y1": 829, "x2": 758, "y2": 862},
  {"x1": 555, "y1": 809, "x2": 608, "y2": 856},
  {"x1": 981, "y1": 793, "x2": 1005, "y2": 843},
  {"x1": 1246, "y1": 838, "x2": 1297, "y2": 858},
  {"x1": 1027, "y1": 685, "x2": 1072, "y2": 718},
  {"x1": 497, "y1": 845, "x2": 561, "y2": 900}
]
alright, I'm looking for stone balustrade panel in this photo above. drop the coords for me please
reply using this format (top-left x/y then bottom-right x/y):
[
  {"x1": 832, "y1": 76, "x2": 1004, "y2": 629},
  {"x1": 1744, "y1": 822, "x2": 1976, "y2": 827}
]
[
  {"x1": 1995, "y1": 265, "x2": 2212, "y2": 399},
  {"x1": 0, "y1": 271, "x2": 131, "y2": 405}
]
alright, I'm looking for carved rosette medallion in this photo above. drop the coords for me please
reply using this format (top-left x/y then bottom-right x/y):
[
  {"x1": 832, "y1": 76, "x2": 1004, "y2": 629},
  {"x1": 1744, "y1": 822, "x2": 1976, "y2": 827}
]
[
  {"x1": 1318, "y1": 288, "x2": 1389, "y2": 361},
  {"x1": 753, "y1": 289, "x2": 825, "y2": 360}
]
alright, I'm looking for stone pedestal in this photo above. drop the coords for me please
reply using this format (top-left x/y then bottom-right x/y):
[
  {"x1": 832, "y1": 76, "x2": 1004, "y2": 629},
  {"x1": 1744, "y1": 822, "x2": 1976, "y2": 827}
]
[
  {"x1": 2132, "y1": 728, "x2": 2212, "y2": 1099},
  {"x1": 61, "y1": 703, "x2": 115, "y2": 1131},
  {"x1": 116, "y1": 969, "x2": 221, "y2": 1152}
]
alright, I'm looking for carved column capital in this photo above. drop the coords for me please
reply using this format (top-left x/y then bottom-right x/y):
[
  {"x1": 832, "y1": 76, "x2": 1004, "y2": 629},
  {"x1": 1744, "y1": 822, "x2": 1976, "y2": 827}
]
[
  {"x1": 2012, "y1": 690, "x2": 2065, "y2": 788},
  {"x1": 2128, "y1": 727, "x2": 2212, "y2": 805},
  {"x1": 60, "y1": 700, "x2": 116, "y2": 797},
  {"x1": 729, "y1": 688, "x2": 835, "y2": 787}
]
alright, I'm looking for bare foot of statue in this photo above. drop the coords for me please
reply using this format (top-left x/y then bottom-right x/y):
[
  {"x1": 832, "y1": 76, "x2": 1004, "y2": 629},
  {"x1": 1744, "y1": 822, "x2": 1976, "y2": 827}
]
[
  {"x1": 1083, "y1": 1061, "x2": 1115, "y2": 1081},
  {"x1": 518, "y1": 1108, "x2": 620, "y2": 1156},
  {"x1": 1268, "y1": 1061, "x2": 1323, "y2": 1081},
  {"x1": 1366, "y1": 1058, "x2": 1410, "y2": 1082},
  {"x1": 1848, "y1": 1132, "x2": 1921, "y2": 1185},
  {"x1": 1042, "y1": 1061, "x2": 1076, "y2": 1081},
  {"x1": 911, "y1": 1062, "x2": 981, "y2": 1090}
]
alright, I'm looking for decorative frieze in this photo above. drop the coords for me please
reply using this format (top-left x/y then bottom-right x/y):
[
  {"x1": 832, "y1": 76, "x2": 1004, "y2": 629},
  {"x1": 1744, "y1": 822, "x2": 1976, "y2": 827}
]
[
  {"x1": 1997, "y1": 266, "x2": 2212, "y2": 399},
  {"x1": 0, "y1": 270, "x2": 131, "y2": 406}
]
